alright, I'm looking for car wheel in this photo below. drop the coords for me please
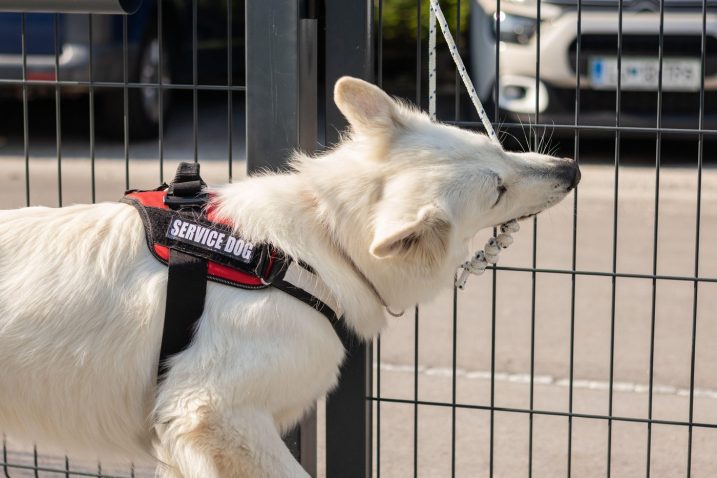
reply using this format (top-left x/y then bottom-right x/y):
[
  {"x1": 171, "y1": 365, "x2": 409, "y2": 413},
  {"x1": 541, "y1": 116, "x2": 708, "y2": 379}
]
[
  {"x1": 99, "y1": 30, "x2": 171, "y2": 140},
  {"x1": 137, "y1": 36, "x2": 171, "y2": 130}
]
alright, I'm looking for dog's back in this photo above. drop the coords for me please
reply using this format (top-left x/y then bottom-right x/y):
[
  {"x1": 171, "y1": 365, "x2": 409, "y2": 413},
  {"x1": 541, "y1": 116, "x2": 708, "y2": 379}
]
[{"x1": 0, "y1": 203, "x2": 161, "y2": 460}]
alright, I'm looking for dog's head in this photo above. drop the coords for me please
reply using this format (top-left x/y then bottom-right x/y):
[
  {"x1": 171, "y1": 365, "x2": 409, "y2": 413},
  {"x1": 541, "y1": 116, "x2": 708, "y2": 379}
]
[{"x1": 333, "y1": 76, "x2": 580, "y2": 271}]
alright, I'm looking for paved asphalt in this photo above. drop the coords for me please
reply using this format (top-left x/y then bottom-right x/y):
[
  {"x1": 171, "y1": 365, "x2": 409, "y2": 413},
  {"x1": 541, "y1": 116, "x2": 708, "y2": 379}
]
[{"x1": 1, "y1": 96, "x2": 716, "y2": 477}]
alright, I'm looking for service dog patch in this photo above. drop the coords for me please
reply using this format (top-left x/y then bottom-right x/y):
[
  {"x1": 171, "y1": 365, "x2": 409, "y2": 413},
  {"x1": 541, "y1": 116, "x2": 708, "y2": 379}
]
[
  {"x1": 167, "y1": 217, "x2": 255, "y2": 264},
  {"x1": 121, "y1": 190, "x2": 275, "y2": 290}
]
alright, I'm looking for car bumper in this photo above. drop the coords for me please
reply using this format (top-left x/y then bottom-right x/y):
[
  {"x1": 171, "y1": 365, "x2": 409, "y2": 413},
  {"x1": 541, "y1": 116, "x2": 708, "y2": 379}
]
[
  {"x1": 499, "y1": 82, "x2": 717, "y2": 133},
  {"x1": 0, "y1": 43, "x2": 139, "y2": 96}
]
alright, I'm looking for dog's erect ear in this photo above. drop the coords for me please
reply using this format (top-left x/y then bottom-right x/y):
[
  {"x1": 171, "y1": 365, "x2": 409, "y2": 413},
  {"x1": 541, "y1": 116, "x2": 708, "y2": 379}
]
[
  {"x1": 370, "y1": 205, "x2": 451, "y2": 263},
  {"x1": 334, "y1": 76, "x2": 400, "y2": 134}
]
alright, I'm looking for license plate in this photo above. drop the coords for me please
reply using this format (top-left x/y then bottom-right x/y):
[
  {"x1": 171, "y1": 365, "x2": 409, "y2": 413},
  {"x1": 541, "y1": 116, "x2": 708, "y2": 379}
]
[{"x1": 589, "y1": 56, "x2": 701, "y2": 92}]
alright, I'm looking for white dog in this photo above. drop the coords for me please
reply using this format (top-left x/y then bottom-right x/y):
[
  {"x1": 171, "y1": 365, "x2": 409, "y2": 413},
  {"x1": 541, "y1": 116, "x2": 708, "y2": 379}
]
[{"x1": 0, "y1": 77, "x2": 579, "y2": 477}]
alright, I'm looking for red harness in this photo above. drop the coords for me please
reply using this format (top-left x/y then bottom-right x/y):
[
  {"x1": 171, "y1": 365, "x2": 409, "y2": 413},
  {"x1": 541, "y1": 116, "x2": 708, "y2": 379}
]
[
  {"x1": 123, "y1": 189, "x2": 278, "y2": 289},
  {"x1": 122, "y1": 162, "x2": 340, "y2": 378}
]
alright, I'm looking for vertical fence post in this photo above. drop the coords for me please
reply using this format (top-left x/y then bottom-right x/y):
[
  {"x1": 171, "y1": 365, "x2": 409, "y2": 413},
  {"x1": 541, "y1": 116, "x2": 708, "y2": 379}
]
[
  {"x1": 246, "y1": 0, "x2": 318, "y2": 475},
  {"x1": 246, "y1": 0, "x2": 299, "y2": 170},
  {"x1": 322, "y1": 1, "x2": 374, "y2": 477},
  {"x1": 297, "y1": 12, "x2": 319, "y2": 476}
]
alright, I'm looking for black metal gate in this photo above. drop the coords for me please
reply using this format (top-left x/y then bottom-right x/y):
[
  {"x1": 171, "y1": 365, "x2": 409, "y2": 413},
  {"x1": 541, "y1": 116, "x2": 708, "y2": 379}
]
[
  {"x1": 0, "y1": 0, "x2": 366, "y2": 475},
  {"x1": 360, "y1": 1, "x2": 717, "y2": 477},
  {"x1": 0, "y1": 0, "x2": 247, "y2": 475}
]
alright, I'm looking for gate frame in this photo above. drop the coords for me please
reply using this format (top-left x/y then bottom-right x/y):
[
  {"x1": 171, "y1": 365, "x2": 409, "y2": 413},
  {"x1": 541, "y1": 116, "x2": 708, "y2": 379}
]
[
  {"x1": 322, "y1": 1, "x2": 374, "y2": 478},
  {"x1": 246, "y1": 1, "x2": 374, "y2": 476},
  {"x1": 245, "y1": 0, "x2": 320, "y2": 475}
]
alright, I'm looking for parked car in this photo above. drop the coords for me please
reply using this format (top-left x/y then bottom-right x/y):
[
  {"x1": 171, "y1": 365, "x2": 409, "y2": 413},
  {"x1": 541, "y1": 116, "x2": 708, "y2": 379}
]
[
  {"x1": 0, "y1": 2, "x2": 245, "y2": 138},
  {"x1": 470, "y1": 0, "x2": 717, "y2": 132}
]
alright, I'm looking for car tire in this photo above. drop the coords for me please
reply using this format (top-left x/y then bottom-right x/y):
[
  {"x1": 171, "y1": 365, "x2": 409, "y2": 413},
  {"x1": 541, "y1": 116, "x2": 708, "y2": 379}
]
[{"x1": 99, "y1": 28, "x2": 171, "y2": 140}]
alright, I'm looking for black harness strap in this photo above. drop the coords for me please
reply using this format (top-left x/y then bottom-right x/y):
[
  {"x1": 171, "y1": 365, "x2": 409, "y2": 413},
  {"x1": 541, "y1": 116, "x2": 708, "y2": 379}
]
[
  {"x1": 158, "y1": 162, "x2": 209, "y2": 378},
  {"x1": 159, "y1": 250, "x2": 208, "y2": 377},
  {"x1": 272, "y1": 279, "x2": 341, "y2": 327}
]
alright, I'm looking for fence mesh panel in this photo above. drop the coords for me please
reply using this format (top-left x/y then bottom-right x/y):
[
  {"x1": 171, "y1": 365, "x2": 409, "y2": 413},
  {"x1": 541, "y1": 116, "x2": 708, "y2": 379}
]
[
  {"x1": 1, "y1": 0, "x2": 717, "y2": 476},
  {"x1": 370, "y1": 0, "x2": 717, "y2": 477},
  {"x1": 0, "y1": 0, "x2": 244, "y2": 475}
]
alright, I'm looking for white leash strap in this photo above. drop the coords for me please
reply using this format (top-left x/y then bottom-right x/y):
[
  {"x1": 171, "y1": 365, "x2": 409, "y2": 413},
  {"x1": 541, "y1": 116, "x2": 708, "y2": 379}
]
[
  {"x1": 429, "y1": 5, "x2": 437, "y2": 120},
  {"x1": 428, "y1": 0, "x2": 500, "y2": 146},
  {"x1": 426, "y1": 1, "x2": 518, "y2": 288}
]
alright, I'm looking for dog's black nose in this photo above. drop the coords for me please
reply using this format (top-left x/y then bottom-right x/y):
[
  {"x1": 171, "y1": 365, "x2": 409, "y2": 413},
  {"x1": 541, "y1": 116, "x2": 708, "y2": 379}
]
[
  {"x1": 567, "y1": 165, "x2": 581, "y2": 190},
  {"x1": 556, "y1": 157, "x2": 580, "y2": 190}
]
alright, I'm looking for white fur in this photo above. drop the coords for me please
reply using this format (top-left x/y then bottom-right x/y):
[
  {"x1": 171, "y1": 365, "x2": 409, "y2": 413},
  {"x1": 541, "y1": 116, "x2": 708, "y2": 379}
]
[{"x1": 0, "y1": 77, "x2": 578, "y2": 477}]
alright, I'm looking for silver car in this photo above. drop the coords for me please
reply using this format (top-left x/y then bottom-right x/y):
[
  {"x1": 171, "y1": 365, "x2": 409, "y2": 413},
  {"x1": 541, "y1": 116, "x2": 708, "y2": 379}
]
[{"x1": 470, "y1": 0, "x2": 717, "y2": 131}]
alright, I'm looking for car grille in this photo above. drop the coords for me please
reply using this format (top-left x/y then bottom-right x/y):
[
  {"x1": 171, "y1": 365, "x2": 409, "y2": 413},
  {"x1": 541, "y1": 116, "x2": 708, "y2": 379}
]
[
  {"x1": 550, "y1": 87, "x2": 717, "y2": 127},
  {"x1": 568, "y1": 34, "x2": 717, "y2": 76}
]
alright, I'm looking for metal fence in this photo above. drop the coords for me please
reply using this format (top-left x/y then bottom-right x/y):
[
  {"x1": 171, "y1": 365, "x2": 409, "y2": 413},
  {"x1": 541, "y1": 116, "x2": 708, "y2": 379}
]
[
  {"x1": 1, "y1": 0, "x2": 716, "y2": 477},
  {"x1": 0, "y1": 0, "x2": 335, "y2": 475},
  {"x1": 361, "y1": 0, "x2": 717, "y2": 477},
  {"x1": 0, "y1": 0, "x2": 245, "y2": 475}
]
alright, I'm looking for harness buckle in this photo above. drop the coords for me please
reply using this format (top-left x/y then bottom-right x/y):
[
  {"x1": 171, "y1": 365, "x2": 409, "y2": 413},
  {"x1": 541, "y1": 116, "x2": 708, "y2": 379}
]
[{"x1": 259, "y1": 251, "x2": 291, "y2": 285}]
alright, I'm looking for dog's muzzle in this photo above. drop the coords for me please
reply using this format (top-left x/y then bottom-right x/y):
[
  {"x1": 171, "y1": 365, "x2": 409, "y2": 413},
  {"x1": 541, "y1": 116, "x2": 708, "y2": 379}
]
[{"x1": 560, "y1": 157, "x2": 581, "y2": 191}]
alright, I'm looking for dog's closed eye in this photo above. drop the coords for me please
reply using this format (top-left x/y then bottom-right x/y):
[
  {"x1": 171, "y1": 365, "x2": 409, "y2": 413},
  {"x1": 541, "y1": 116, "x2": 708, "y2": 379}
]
[{"x1": 492, "y1": 181, "x2": 507, "y2": 208}]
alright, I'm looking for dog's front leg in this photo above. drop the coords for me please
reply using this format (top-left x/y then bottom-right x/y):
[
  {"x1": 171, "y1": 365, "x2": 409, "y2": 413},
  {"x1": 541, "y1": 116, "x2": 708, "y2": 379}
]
[{"x1": 154, "y1": 407, "x2": 309, "y2": 478}]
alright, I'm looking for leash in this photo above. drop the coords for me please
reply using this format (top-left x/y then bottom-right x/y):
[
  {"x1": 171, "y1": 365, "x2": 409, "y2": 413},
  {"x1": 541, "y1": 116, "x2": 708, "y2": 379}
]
[
  {"x1": 428, "y1": 0, "x2": 500, "y2": 145},
  {"x1": 427, "y1": 0, "x2": 516, "y2": 288}
]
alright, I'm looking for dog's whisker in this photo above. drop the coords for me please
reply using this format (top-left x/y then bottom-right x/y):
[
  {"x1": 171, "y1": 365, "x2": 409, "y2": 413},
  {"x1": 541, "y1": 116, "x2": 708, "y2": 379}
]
[
  {"x1": 528, "y1": 117, "x2": 538, "y2": 152},
  {"x1": 549, "y1": 141, "x2": 561, "y2": 158},
  {"x1": 539, "y1": 124, "x2": 547, "y2": 155},
  {"x1": 544, "y1": 125, "x2": 556, "y2": 156},
  {"x1": 507, "y1": 123, "x2": 528, "y2": 152},
  {"x1": 518, "y1": 116, "x2": 530, "y2": 153},
  {"x1": 524, "y1": 118, "x2": 533, "y2": 153},
  {"x1": 541, "y1": 124, "x2": 552, "y2": 155},
  {"x1": 499, "y1": 129, "x2": 525, "y2": 152}
]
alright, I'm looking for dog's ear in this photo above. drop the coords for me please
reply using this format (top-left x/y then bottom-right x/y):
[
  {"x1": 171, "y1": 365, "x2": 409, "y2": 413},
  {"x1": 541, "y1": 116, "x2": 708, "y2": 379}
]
[
  {"x1": 370, "y1": 204, "x2": 451, "y2": 263},
  {"x1": 334, "y1": 76, "x2": 401, "y2": 134}
]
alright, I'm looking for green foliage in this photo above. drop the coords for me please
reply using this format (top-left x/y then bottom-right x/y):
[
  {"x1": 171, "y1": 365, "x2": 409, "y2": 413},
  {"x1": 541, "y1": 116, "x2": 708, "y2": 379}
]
[{"x1": 380, "y1": 0, "x2": 471, "y2": 42}]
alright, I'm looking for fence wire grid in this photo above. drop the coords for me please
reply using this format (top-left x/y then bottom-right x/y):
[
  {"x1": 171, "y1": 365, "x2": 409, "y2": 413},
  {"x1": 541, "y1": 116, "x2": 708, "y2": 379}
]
[
  {"x1": 0, "y1": 0, "x2": 244, "y2": 475},
  {"x1": 371, "y1": 0, "x2": 717, "y2": 477},
  {"x1": 0, "y1": 0, "x2": 716, "y2": 477}
]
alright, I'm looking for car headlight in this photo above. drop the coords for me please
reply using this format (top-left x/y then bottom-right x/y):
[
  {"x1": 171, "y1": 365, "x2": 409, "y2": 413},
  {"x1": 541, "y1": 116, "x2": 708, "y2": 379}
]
[{"x1": 492, "y1": 11, "x2": 538, "y2": 45}]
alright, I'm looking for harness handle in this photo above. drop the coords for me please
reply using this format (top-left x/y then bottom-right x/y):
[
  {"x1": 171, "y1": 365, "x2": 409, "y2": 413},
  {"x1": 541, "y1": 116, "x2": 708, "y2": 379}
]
[{"x1": 165, "y1": 162, "x2": 208, "y2": 208}]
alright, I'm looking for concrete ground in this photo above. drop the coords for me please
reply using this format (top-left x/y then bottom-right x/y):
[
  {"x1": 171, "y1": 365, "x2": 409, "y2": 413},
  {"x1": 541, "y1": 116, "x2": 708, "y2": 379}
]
[{"x1": 1, "y1": 98, "x2": 716, "y2": 476}]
